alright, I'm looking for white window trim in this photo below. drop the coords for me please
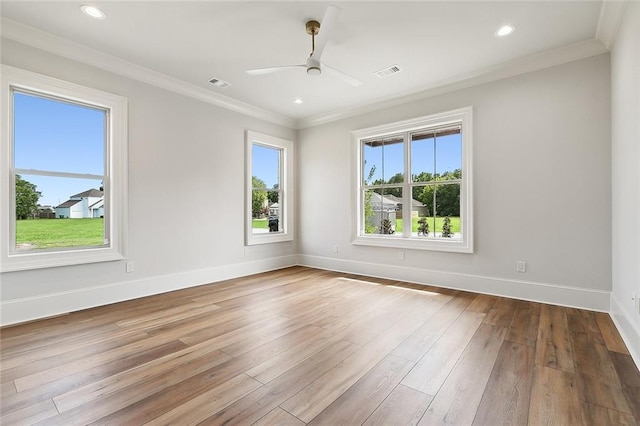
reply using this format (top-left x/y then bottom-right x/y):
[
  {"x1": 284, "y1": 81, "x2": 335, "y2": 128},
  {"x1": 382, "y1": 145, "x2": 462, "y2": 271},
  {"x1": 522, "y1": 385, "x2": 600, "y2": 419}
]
[
  {"x1": 245, "y1": 130, "x2": 294, "y2": 245},
  {"x1": 0, "y1": 65, "x2": 128, "y2": 272},
  {"x1": 351, "y1": 106, "x2": 473, "y2": 253}
]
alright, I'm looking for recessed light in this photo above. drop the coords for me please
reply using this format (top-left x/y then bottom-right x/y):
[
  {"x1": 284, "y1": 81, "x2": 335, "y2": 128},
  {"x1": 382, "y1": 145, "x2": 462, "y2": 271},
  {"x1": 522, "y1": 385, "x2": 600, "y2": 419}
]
[
  {"x1": 293, "y1": 98, "x2": 303, "y2": 104},
  {"x1": 81, "y1": 5, "x2": 106, "y2": 20},
  {"x1": 495, "y1": 25, "x2": 515, "y2": 37}
]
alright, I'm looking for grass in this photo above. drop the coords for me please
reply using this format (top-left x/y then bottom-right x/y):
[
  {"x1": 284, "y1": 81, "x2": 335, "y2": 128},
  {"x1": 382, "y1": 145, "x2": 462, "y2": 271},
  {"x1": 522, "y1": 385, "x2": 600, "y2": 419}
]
[
  {"x1": 252, "y1": 218, "x2": 268, "y2": 229},
  {"x1": 17, "y1": 216, "x2": 459, "y2": 249},
  {"x1": 16, "y1": 218, "x2": 105, "y2": 249},
  {"x1": 395, "y1": 216, "x2": 461, "y2": 233}
]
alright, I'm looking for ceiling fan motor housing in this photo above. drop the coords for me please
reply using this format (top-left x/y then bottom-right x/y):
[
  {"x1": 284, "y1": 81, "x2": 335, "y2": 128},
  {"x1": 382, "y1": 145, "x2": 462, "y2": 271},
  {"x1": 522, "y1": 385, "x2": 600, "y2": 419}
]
[{"x1": 306, "y1": 57, "x2": 321, "y2": 75}]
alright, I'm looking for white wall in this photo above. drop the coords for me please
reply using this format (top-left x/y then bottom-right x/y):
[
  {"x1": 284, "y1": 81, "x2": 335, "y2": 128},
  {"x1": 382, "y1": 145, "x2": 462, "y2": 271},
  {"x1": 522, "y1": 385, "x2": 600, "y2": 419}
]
[
  {"x1": 0, "y1": 39, "x2": 297, "y2": 325},
  {"x1": 298, "y1": 54, "x2": 612, "y2": 311},
  {"x1": 0, "y1": 38, "x2": 621, "y2": 329},
  {"x1": 611, "y1": 1, "x2": 640, "y2": 362}
]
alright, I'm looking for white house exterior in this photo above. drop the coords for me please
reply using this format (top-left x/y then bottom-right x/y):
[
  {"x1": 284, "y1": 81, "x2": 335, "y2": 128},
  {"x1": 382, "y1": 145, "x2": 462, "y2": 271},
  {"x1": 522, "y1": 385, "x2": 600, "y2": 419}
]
[{"x1": 55, "y1": 189, "x2": 104, "y2": 219}]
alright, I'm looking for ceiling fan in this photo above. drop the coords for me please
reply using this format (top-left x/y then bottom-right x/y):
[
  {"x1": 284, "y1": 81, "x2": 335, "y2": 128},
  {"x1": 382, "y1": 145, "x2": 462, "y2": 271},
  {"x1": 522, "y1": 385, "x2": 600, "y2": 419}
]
[{"x1": 246, "y1": 6, "x2": 362, "y2": 86}]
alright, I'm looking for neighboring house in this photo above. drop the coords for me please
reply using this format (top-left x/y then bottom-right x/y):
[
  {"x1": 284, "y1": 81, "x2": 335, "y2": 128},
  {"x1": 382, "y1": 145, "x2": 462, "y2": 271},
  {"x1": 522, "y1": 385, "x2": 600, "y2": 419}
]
[
  {"x1": 269, "y1": 202, "x2": 279, "y2": 217},
  {"x1": 384, "y1": 194, "x2": 427, "y2": 217},
  {"x1": 55, "y1": 189, "x2": 104, "y2": 219},
  {"x1": 369, "y1": 192, "x2": 426, "y2": 216},
  {"x1": 367, "y1": 192, "x2": 427, "y2": 233}
]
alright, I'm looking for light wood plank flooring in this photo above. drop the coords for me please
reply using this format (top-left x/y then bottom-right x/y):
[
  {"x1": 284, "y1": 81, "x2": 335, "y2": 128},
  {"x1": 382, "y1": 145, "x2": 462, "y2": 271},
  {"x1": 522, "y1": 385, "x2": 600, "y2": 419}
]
[{"x1": 1, "y1": 266, "x2": 639, "y2": 425}]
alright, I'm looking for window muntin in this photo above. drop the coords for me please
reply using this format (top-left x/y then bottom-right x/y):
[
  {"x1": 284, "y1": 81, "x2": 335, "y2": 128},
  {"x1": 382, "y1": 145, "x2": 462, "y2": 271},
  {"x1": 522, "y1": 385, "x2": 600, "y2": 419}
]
[
  {"x1": 353, "y1": 107, "x2": 472, "y2": 253},
  {"x1": 1, "y1": 65, "x2": 128, "y2": 271},
  {"x1": 245, "y1": 131, "x2": 293, "y2": 245}
]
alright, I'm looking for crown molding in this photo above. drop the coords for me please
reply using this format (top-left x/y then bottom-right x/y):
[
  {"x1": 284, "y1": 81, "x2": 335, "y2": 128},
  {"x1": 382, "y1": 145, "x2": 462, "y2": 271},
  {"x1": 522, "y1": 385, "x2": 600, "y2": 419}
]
[
  {"x1": 0, "y1": 18, "x2": 296, "y2": 129},
  {"x1": 596, "y1": 0, "x2": 628, "y2": 50},
  {"x1": 1, "y1": 16, "x2": 614, "y2": 132},
  {"x1": 297, "y1": 38, "x2": 609, "y2": 129}
]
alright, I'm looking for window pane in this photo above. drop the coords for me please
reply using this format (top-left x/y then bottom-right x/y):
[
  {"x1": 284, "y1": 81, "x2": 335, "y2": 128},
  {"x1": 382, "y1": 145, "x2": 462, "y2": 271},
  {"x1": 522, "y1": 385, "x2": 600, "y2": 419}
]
[
  {"x1": 267, "y1": 190, "x2": 282, "y2": 233},
  {"x1": 15, "y1": 174, "x2": 106, "y2": 251},
  {"x1": 411, "y1": 183, "x2": 461, "y2": 239},
  {"x1": 411, "y1": 133, "x2": 435, "y2": 182},
  {"x1": 13, "y1": 91, "x2": 106, "y2": 175},
  {"x1": 252, "y1": 144, "x2": 281, "y2": 190},
  {"x1": 412, "y1": 185, "x2": 435, "y2": 238},
  {"x1": 252, "y1": 190, "x2": 282, "y2": 234},
  {"x1": 434, "y1": 183, "x2": 461, "y2": 238},
  {"x1": 363, "y1": 136, "x2": 404, "y2": 184},
  {"x1": 363, "y1": 187, "x2": 401, "y2": 235},
  {"x1": 435, "y1": 133, "x2": 462, "y2": 178}
]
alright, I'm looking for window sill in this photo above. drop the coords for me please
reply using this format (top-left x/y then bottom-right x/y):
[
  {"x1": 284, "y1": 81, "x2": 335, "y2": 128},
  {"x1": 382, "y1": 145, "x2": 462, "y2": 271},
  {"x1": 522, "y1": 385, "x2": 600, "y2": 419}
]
[
  {"x1": 352, "y1": 235, "x2": 473, "y2": 253},
  {"x1": 1, "y1": 247, "x2": 124, "y2": 272},
  {"x1": 245, "y1": 232, "x2": 294, "y2": 246}
]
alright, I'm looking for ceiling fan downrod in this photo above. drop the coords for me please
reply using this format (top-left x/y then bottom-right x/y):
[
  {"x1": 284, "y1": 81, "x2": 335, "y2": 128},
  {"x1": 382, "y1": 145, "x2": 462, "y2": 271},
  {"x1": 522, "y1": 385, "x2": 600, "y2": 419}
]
[{"x1": 305, "y1": 20, "x2": 321, "y2": 75}]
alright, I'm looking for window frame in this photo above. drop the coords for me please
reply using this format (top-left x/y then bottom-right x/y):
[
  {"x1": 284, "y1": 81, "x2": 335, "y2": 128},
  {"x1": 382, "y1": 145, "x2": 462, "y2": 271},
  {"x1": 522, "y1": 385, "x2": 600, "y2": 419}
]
[
  {"x1": 1, "y1": 65, "x2": 128, "y2": 272},
  {"x1": 351, "y1": 107, "x2": 473, "y2": 253},
  {"x1": 245, "y1": 130, "x2": 294, "y2": 245}
]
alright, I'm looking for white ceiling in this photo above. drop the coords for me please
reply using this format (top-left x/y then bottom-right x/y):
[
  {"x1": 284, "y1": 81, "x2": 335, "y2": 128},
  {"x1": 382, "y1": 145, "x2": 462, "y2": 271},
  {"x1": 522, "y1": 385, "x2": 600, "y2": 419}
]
[{"x1": 0, "y1": 1, "x2": 622, "y2": 128}]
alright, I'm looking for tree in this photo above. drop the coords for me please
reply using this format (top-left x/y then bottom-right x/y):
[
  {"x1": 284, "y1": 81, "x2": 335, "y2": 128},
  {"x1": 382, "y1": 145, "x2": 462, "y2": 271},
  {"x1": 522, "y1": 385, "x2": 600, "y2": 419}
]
[
  {"x1": 16, "y1": 175, "x2": 41, "y2": 220},
  {"x1": 363, "y1": 165, "x2": 377, "y2": 233},
  {"x1": 381, "y1": 219, "x2": 394, "y2": 234},
  {"x1": 434, "y1": 184, "x2": 460, "y2": 217},
  {"x1": 385, "y1": 173, "x2": 404, "y2": 197},
  {"x1": 251, "y1": 176, "x2": 268, "y2": 218},
  {"x1": 441, "y1": 216, "x2": 453, "y2": 237},
  {"x1": 417, "y1": 217, "x2": 429, "y2": 236},
  {"x1": 267, "y1": 183, "x2": 279, "y2": 204}
]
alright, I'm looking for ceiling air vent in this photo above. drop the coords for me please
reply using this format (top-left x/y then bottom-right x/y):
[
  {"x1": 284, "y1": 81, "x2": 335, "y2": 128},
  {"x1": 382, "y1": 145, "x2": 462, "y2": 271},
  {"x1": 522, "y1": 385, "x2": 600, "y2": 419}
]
[
  {"x1": 208, "y1": 78, "x2": 231, "y2": 88},
  {"x1": 374, "y1": 65, "x2": 402, "y2": 78}
]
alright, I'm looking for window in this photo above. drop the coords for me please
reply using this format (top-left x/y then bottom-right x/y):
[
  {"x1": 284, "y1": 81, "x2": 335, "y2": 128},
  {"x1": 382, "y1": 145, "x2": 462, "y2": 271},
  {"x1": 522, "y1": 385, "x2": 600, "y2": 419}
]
[
  {"x1": 1, "y1": 65, "x2": 128, "y2": 271},
  {"x1": 245, "y1": 131, "x2": 293, "y2": 245},
  {"x1": 352, "y1": 107, "x2": 473, "y2": 253}
]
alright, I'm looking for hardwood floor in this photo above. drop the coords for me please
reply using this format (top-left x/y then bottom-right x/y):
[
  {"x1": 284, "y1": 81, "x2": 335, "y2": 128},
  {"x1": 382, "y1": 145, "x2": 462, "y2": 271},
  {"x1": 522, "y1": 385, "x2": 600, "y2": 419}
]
[{"x1": 1, "y1": 266, "x2": 638, "y2": 425}]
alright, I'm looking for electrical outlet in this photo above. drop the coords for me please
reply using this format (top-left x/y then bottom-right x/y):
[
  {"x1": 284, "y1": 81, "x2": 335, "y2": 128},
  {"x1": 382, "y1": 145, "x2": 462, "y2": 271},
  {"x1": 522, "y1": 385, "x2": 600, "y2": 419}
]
[
  {"x1": 398, "y1": 251, "x2": 405, "y2": 260},
  {"x1": 126, "y1": 261, "x2": 135, "y2": 273},
  {"x1": 516, "y1": 261, "x2": 526, "y2": 273},
  {"x1": 332, "y1": 244, "x2": 339, "y2": 254}
]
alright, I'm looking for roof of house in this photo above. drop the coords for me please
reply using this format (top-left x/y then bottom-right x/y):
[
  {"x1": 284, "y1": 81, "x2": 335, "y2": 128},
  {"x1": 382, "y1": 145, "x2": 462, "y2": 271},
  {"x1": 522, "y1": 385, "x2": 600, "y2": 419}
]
[
  {"x1": 89, "y1": 199, "x2": 104, "y2": 209},
  {"x1": 384, "y1": 194, "x2": 425, "y2": 207},
  {"x1": 71, "y1": 189, "x2": 104, "y2": 198},
  {"x1": 56, "y1": 199, "x2": 81, "y2": 208},
  {"x1": 369, "y1": 192, "x2": 400, "y2": 209},
  {"x1": 370, "y1": 192, "x2": 425, "y2": 208}
]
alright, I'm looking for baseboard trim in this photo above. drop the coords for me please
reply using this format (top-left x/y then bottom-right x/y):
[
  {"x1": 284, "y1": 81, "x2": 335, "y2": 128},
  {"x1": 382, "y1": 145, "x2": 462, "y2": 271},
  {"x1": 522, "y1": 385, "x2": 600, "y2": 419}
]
[
  {"x1": 1, "y1": 254, "x2": 615, "y2": 329},
  {"x1": 610, "y1": 294, "x2": 640, "y2": 369},
  {"x1": 298, "y1": 255, "x2": 611, "y2": 312},
  {"x1": 0, "y1": 255, "x2": 298, "y2": 326}
]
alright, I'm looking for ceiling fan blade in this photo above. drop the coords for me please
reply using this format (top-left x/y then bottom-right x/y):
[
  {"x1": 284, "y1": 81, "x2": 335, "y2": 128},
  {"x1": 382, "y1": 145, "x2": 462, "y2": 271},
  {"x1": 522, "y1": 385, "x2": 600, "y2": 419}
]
[
  {"x1": 246, "y1": 65, "x2": 305, "y2": 75},
  {"x1": 310, "y1": 5, "x2": 341, "y2": 61},
  {"x1": 322, "y1": 63, "x2": 362, "y2": 86}
]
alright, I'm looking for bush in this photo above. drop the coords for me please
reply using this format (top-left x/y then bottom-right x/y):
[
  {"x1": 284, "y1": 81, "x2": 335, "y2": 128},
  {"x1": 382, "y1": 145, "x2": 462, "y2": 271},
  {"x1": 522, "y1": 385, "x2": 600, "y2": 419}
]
[{"x1": 441, "y1": 216, "x2": 453, "y2": 237}]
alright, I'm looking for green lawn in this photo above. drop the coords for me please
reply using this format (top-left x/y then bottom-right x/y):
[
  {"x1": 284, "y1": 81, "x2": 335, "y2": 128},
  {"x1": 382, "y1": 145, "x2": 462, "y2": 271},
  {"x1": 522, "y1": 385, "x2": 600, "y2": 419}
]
[
  {"x1": 252, "y1": 218, "x2": 268, "y2": 229},
  {"x1": 395, "y1": 216, "x2": 461, "y2": 233},
  {"x1": 16, "y1": 218, "x2": 105, "y2": 249}
]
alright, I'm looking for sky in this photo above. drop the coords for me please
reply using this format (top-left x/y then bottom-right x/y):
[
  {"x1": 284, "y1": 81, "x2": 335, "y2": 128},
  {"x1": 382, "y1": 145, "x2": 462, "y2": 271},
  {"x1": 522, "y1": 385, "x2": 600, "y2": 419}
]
[
  {"x1": 364, "y1": 133, "x2": 462, "y2": 184},
  {"x1": 14, "y1": 91, "x2": 106, "y2": 207},
  {"x1": 252, "y1": 144, "x2": 280, "y2": 189},
  {"x1": 15, "y1": 89, "x2": 285, "y2": 207},
  {"x1": 14, "y1": 90, "x2": 460, "y2": 207}
]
